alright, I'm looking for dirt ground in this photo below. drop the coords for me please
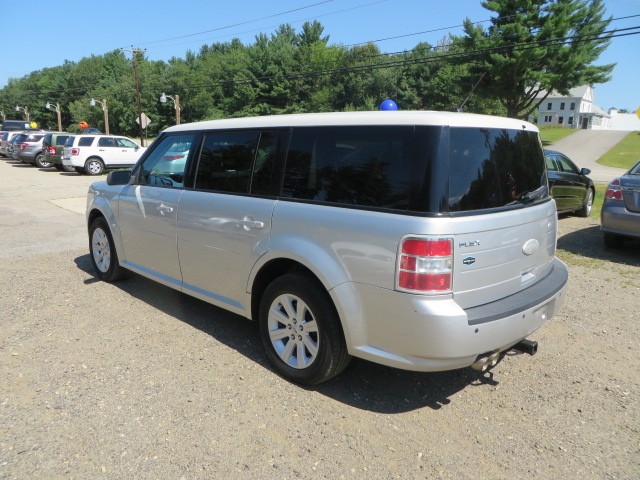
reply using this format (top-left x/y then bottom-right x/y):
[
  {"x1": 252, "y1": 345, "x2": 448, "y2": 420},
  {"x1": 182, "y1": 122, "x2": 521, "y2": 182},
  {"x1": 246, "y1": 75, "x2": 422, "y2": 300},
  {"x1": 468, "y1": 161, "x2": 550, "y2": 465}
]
[{"x1": 0, "y1": 159, "x2": 638, "y2": 479}]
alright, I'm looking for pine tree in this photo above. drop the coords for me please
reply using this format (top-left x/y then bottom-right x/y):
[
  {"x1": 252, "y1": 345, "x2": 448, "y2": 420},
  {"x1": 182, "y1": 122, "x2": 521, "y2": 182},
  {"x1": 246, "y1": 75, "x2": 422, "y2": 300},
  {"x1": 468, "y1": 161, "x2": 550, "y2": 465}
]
[{"x1": 460, "y1": 0, "x2": 614, "y2": 118}]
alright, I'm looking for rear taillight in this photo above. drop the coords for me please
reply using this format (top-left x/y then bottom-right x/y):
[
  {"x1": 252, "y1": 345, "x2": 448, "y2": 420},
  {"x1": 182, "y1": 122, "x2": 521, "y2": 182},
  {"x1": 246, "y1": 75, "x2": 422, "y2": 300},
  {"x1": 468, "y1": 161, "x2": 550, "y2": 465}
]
[
  {"x1": 18, "y1": 143, "x2": 27, "y2": 150},
  {"x1": 397, "y1": 237, "x2": 453, "y2": 293},
  {"x1": 48, "y1": 146, "x2": 56, "y2": 155},
  {"x1": 71, "y1": 148, "x2": 80, "y2": 156},
  {"x1": 605, "y1": 178, "x2": 622, "y2": 200}
]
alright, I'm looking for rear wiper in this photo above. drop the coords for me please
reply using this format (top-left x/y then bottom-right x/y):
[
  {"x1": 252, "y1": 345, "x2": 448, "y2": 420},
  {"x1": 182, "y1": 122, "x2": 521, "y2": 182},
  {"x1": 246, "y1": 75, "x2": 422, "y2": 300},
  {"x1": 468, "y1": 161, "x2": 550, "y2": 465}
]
[{"x1": 508, "y1": 186, "x2": 547, "y2": 205}]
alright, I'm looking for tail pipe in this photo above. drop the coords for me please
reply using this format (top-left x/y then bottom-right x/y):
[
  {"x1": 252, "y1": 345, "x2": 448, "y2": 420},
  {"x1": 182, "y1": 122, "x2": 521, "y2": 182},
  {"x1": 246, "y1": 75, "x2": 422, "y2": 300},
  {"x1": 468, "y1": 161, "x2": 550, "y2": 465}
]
[
  {"x1": 471, "y1": 351, "x2": 501, "y2": 372},
  {"x1": 512, "y1": 339, "x2": 538, "y2": 356}
]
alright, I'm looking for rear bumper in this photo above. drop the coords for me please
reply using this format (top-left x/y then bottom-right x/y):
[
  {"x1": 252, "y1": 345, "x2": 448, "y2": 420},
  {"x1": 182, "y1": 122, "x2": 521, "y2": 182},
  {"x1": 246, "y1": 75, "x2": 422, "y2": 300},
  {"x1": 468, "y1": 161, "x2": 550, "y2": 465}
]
[
  {"x1": 333, "y1": 257, "x2": 568, "y2": 372},
  {"x1": 601, "y1": 204, "x2": 640, "y2": 238}
]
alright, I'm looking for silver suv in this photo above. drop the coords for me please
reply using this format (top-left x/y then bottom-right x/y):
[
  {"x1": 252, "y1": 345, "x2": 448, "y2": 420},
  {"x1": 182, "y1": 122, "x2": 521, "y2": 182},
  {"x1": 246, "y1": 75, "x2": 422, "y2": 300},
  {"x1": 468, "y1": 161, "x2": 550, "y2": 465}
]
[{"x1": 86, "y1": 111, "x2": 568, "y2": 384}]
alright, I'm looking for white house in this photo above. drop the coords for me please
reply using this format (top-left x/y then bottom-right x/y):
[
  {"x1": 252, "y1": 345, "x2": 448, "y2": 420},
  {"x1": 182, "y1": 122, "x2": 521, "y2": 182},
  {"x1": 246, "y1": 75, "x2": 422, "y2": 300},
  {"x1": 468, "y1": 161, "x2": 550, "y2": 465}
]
[{"x1": 533, "y1": 85, "x2": 611, "y2": 130}]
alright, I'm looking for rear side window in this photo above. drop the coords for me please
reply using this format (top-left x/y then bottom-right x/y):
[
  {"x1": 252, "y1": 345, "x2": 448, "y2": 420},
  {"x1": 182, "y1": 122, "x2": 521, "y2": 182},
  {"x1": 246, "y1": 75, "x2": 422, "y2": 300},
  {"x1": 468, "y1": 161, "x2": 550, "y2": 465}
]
[
  {"x1": 448, "y1": 128, "x2": 547, "y2": 212},
  {"x1": 195, "y1": 131, "x2": 259, "y2": 193},
  {"x1": 55, "y1": 135, "x2": 69, "y2": 146},
  {"x1": 282, "y1": 126, "x2": 443, "y2": 212},
  {"x1": 78, "y1": 137, "x2": 94, "y2": 147},
  {"x1": 98, "y1": 137, "x2": 117, "y2": 147}
]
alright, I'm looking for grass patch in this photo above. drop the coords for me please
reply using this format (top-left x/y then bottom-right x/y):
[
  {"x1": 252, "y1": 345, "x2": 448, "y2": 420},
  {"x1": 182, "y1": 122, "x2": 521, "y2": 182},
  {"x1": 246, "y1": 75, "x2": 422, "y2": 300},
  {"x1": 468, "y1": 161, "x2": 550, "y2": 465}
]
[
  {"x1": 539, "y1": 126, "x2": 577, "y2": 145},
  {"x1": 597, "y1": 131, "x2": 640, "y2": 169},
  {"x1": 590, "y1": 183, "x2": 606, "y2": 218},
  {"x1": 556, "y1": 249, "x2": 607, "y2": 268}
]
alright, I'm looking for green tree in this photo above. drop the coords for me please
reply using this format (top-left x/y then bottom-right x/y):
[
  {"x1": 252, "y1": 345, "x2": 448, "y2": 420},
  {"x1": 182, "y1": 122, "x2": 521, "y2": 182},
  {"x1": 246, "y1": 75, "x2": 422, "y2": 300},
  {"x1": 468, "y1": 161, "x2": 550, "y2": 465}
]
[{"x1": 460, "y1": 0, "x2": 614, "y2": 118}]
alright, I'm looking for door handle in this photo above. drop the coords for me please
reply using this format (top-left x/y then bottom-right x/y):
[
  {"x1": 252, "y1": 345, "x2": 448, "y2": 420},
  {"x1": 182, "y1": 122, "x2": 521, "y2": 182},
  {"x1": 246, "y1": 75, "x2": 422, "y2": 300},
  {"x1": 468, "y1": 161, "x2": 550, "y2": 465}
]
[
  {"x1": 157, "y1": 203, "x2": 174, "y2": 215},
  {"x1": 239, "y1": 217, "x2": 264, "y2": 230}
]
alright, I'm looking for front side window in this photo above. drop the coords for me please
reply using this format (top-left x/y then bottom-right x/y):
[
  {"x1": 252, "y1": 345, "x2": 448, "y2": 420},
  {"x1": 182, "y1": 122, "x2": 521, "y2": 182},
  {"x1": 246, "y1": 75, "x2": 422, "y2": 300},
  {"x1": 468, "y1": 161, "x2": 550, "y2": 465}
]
[
  {"x1": 194, "y1": 131, "x2": 259, "y2": 193},
  {"x1": 137, "y1": 134, "x2": 196, "y2": 188},
  {"x1": 556, "y1": 155, "x2": 578, "y2": 174},
  {"x1": 448, "y1": 128, "x2": 547, "y2": 212},
  {"x1": 117, "y1": 138, "x2": 137, "y2": 149}
]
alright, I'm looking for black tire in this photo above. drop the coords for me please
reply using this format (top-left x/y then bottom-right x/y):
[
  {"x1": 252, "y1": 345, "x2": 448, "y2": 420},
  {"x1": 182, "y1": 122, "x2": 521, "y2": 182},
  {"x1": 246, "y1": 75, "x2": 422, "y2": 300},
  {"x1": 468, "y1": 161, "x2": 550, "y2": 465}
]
[
  {"x1": 35, "y1": 152, "x2": 51, "y2": 168},
  {"x1": 603, "y1": 232, "x2": 624, "y2": 249},
  {"x1": 63, "y1": 164, "x2": 76, "y2": 172},
  {"x1": 74, "y1": 167, "x2": 86, "y2": 174},
  {"x1": 53, "y1": 164, "x2": 64, "y2": 171},
  {"x1": 259, "y1": 273, "x2": 351, "y2": 385},
  {"x1": 85, "y1": 157, "x2": 105, "y2": 175},
  {"x1": 89, "y1": 217, "x2": 127, "y2": 282},
  {"x1": 577, "y1": 188, "x2": 594, "y2": 217}
]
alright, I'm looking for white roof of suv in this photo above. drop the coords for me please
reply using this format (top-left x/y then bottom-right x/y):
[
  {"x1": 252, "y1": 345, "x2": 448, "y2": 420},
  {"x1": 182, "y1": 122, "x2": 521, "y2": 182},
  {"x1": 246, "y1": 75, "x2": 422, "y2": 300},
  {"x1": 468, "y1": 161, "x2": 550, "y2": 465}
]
[{"x1": 165, "y1": 110, "x2": 539, "y2": 133}]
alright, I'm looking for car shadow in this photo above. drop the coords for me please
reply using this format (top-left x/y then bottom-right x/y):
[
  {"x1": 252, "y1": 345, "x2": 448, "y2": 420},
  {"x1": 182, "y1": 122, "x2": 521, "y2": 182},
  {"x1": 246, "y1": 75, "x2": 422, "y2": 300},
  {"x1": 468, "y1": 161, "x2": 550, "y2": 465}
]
[
  {"x1": 74, "y1": 254, "x2": 504, "y2": 413},
  {"x1": 557, "y1": 224, "x2": 639, "y2": 266}
]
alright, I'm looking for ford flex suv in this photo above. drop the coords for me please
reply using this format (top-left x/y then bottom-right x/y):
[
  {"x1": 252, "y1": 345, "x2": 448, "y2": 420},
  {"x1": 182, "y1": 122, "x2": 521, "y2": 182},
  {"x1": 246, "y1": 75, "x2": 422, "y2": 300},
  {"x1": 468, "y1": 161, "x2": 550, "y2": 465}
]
[{"x1": 85, "y1": 111, "x2": 568, "y2": 384}]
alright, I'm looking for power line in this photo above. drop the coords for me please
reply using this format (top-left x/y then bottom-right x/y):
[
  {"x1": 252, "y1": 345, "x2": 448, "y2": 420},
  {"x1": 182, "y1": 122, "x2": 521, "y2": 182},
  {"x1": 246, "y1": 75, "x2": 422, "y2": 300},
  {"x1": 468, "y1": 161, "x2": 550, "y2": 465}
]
[
  {"x1": 142, "y1": 0, "x2": 387, "y2": 51},
  {"x1": 135, "y1": 0, "x2": 339, "y2": 47}
]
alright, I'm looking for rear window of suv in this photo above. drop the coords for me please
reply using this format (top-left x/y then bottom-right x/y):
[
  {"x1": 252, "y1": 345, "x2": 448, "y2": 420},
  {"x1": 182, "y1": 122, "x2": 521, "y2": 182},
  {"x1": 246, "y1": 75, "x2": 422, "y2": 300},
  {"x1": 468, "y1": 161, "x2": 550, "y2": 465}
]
[{"x1": 448, "y1": 128, "x2": 547, "y2": 213}]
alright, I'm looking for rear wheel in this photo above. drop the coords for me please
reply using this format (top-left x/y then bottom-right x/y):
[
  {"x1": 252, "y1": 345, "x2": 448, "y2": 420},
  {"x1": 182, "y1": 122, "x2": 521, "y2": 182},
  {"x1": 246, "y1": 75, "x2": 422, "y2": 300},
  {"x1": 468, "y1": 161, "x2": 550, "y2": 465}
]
[
  {"x1": 577, "y1": 189, "x2": 594, "y2": 217},
  {"x1": 85, "y1": 157, "x2": 105, "y2": 175},
  {"x1": 259, "y1": 273, "x2": 351, "y2": 385},
  {"x1": 89, "y1": 217, "x2": 126, "y2": 282},
  {"x1": 35, "y1": 153, "x2": 51, "y2": 168}
]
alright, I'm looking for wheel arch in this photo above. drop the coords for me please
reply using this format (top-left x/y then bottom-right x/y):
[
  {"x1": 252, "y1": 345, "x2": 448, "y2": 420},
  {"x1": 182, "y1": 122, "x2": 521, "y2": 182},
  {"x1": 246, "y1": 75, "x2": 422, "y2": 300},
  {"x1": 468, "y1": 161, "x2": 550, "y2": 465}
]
[{"x1": 249, "y1": 256, "x2": 359, "y2": 353}]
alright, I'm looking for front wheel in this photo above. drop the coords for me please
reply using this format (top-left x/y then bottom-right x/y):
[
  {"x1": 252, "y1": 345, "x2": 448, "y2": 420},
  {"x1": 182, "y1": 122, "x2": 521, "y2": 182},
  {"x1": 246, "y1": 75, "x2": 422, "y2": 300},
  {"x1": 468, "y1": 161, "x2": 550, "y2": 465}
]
[
  {"x1": 85, "y1": 158, "x2": 105, "y2": 175},
  {"x1": 89, "y1": 217, "x2": 127, "y2": 282},
  {"x1": 259, "y1": 273, "x2": 351, "y2": 385},
  {"x1": 577, "y1": 189, "x2": 594, "y2": 217}
]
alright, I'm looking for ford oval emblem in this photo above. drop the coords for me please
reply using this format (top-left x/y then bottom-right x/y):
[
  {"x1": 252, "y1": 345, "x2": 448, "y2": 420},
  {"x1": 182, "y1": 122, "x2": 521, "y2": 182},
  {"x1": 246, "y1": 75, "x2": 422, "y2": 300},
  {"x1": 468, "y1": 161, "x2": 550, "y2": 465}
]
[
  {"x1": 463, "y1": 256, "x2": 476, "y2": 265},
  {"x1": 522, "y1": 239, "x2": 540, "y2": 256}
]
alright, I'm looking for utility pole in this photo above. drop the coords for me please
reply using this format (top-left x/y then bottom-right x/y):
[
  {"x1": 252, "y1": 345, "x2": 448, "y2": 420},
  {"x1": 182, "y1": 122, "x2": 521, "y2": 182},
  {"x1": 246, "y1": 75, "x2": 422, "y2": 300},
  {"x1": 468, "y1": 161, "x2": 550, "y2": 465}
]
[{"x1": 122, "y1": 46, "x2": 146, "y2": 146}]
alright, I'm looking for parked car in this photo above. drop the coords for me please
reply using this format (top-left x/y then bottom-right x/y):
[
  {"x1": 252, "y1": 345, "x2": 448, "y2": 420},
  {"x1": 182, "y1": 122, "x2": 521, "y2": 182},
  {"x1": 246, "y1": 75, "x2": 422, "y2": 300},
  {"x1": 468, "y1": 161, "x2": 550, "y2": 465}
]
[
  {"x1": 601, "y1": 159, "x2": 640, "y2": 248},
  {"x1": 1, "y1": 119, "x2": 30, "y2": 131},
  {"x1": 62, "y1": 134, "x2": 146, "y2": 175},
  {"x1": 86, "y1": 111, "x2": 568, "y2": 384},
  {"x1": 16, "y1": 132, "x2": 47, "y2": 167},
  {"x1": 43, "y1": 132, "x2": 73, "y2": 171},
  {"x1": 1, "y1": 131, "x2": 24, "y2": 158},
  {"x1": 544, "y1": 149, "x2": 595, "y2": 216},
  {"x1": 9, "y1": 132, "x2": 29, "y2": 160}
]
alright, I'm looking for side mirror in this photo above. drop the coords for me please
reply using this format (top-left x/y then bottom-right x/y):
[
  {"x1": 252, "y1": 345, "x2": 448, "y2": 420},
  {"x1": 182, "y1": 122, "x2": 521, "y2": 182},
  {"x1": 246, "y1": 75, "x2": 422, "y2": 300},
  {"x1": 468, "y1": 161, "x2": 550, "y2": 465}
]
[
  {"x1": 107, "y1": 169, "x2": 132, "y2": 186},
  {"x1": 581, "y1": 167, "x2": 591, "y2": 176}
]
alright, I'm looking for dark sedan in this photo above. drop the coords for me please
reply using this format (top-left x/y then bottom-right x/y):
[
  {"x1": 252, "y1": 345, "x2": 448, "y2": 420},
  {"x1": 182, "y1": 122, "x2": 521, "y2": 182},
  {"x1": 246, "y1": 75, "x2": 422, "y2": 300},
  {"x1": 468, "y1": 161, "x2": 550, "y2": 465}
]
[
  {"x1": 544, "y1": 149, "x2": 595, "y2": 217},
  {"x1": 601, "y1": 159, "x2": 640, "y2": 248}
]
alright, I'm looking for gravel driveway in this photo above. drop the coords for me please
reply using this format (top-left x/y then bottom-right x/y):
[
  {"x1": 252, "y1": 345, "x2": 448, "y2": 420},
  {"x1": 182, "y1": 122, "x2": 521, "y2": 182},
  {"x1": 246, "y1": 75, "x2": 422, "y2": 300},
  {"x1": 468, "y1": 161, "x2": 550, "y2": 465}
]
[{"x1": 1, "y1": 158, "x2": 638, "y2": 479}]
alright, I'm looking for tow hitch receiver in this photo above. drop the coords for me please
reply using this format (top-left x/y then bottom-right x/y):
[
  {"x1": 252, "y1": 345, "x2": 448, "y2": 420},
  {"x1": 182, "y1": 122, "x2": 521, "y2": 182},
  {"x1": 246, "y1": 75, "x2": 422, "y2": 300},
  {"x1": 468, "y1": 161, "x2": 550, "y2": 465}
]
[{"x1": 511, "y1": 339, "x2": 538, "y2": 356}]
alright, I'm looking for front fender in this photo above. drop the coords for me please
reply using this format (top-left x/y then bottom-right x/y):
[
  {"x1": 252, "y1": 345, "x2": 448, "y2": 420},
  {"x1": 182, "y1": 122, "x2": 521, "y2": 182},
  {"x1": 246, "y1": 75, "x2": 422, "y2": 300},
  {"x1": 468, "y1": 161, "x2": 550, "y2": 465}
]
[{"x1": 87, "y1": 183, "x2": 125, "y2": 264}]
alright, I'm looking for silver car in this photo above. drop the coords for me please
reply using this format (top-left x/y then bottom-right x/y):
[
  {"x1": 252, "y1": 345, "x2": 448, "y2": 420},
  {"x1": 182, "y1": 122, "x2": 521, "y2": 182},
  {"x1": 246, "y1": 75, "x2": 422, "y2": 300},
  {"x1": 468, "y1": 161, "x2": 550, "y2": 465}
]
[
  {"x1": 601, "y1": 159, "x2": 640, "y2": 248},
  {"x1": 86, "y1": 111, "x2": 568, "y2": 384}
]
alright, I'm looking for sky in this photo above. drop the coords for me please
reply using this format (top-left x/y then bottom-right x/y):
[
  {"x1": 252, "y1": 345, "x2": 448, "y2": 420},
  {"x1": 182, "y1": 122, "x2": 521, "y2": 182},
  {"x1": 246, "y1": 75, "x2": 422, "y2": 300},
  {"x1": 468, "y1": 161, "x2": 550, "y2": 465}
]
[{"x1": 2, "y1": 0, "x2": 639, "y2": 111}]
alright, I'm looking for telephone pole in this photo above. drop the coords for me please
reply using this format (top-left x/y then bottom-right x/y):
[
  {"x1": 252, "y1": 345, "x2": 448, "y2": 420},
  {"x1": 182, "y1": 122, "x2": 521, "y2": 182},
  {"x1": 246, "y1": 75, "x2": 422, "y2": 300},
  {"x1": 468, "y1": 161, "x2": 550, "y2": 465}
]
[{"x1": 121, "y1": 46, "x2": 146, "y2": 146}]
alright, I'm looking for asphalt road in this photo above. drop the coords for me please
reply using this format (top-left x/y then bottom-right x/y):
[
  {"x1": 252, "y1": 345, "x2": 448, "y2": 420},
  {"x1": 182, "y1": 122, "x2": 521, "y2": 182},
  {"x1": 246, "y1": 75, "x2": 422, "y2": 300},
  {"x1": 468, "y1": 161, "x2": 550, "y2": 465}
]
[{"x1": 549, "y1": 130, "x2": 629, "y2": 183}]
